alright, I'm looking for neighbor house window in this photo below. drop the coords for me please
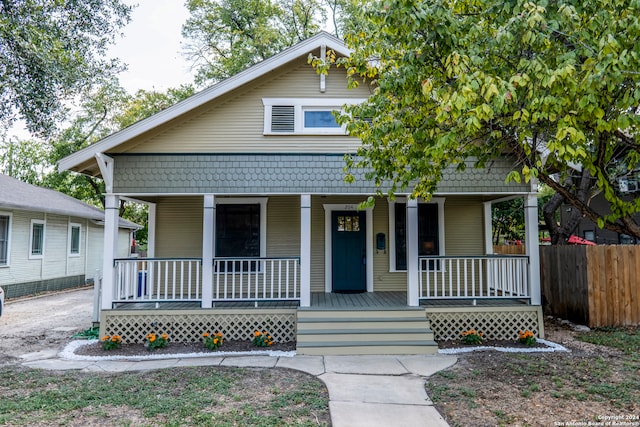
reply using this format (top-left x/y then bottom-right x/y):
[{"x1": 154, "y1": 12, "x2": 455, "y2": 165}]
[
  {"x1": 68, "y1": 223, "x2": 81, "y2": 256},
  {"x1": 583, "y1": 230, "x2": 595, "y2": 242},
  {"x1": 0, "y1": 213, "x2": 10, "y2": 266},
  {"x1": 30, "y1": 219, "x2": 45, "y2": 258},
  {"x1": 389, "y1": 199, "x2": 445, "y2": 271},
  {"x1": 262, "y1": 98, "x2": 366, "y2": 135}
]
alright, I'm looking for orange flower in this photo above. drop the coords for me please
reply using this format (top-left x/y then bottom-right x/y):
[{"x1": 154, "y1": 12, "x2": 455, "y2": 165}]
[
  {"x1": 161, "y1": 333, "x2": 169, "y2": 340},
  {"x1": 202, "y1": 332, "x2": 210, "y2": 338},
  {"x1": 215, "y1": 332, "x2": 223, "y2": 337},
  {"x1": 101, "y1": 335, "x2": 110, "y2": 341},
  {"x1": 254, "y1": 331, "x2": 262, "y2": 337},
  {"x1": 213, "y1": 338, "x2": 219, "y2": 344}
]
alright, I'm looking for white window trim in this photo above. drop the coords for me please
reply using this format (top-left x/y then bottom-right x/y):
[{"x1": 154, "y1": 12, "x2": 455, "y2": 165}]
[
  {"x1": 388, "y1": 197, "x2": 446, "y2": 272},
  {"x1": 29, "y1": 219, "x2": 46, "y2": 259},
  {"x1": 0, "y1": 211, "x2": 12, "y2": 267},
  {"x1": 262, "y1": 98, "x2": 366, "y2": 135},
  {"x1": 214, "y1": 197, "x2": 268, "y2": 258},
  {"x1": 68, "y1": 222, "x2": 82, "y2": 257}
]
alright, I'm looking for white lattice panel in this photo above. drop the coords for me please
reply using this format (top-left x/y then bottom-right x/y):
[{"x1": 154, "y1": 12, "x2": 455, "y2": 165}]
[
  {"x1": 426, "y1": 309, "x2": 541, "y2": 341},
  {"x1": 101, "y1": 310, "x2": 296, "y2": 344}
]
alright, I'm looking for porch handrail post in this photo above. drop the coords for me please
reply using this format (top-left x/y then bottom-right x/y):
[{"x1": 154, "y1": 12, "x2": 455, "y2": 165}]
[
  {"x1": 525, "y1": 193, "x2": 541, "y2": 305},
  {"x1": 300, "y1": 194, "x2": 311, "y2": 307},
  {"x1": 406, "y1": 198, "x2": 420, "y2": 306},
  {"x1": 101, "y1": 194, "x2": 119, "y2": 310},
  {"x1": 201, "y1": 194, "x2": 215, "y2": 308}
]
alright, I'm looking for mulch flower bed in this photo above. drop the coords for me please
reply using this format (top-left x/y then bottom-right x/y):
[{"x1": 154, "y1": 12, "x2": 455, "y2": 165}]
[{"x1": 75, "y1": 340, "x2": 296, "y2": 358}]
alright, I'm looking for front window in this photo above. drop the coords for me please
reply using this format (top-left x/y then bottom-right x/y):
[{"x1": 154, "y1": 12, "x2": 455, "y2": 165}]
[
  {"x1": 69, "y1": 223, "x2": 81, "y2": 256},
  {"x1": 30, "y1": 220, "x2": 45, "y2": 258},
  {"x1": 0, "y1": 214, "x2": 10, "y2": 266},
  {"x1": 391, "y1": 200, "x2": 443, "y2": 271},
  {"x1": 215, "y1": 204, "x2": 260, "y2": 258}
]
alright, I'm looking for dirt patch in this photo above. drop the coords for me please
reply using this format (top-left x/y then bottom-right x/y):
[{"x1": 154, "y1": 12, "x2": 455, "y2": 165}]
[
  {"x1": 74, "y1": 339, "x2": 296, "y2": 357},
  {"x1": 426, "y1": 318, "x2": 640, "y2": 427}
]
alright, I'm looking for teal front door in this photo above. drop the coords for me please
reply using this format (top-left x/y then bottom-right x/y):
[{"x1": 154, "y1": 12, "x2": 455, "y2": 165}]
[{"x1": 331, "y1": 211, "x2": 366, "y2": 293}]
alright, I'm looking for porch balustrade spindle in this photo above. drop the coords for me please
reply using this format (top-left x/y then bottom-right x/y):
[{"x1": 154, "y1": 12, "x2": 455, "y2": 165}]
[{"x1": 418, "y1": 255, "x2": 530, "y2": 302}]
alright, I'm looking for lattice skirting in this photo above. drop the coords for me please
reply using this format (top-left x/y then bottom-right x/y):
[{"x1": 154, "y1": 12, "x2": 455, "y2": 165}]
[
  {"x1": 425, "y1": 306, "x2": 544, "y2": 341},
  {"x1": 100, "y1": 309, "x2": 297, "y2": 344}
]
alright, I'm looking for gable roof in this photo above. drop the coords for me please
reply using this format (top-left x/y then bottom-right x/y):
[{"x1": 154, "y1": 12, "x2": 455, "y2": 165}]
[
  {"x1": 58, "y1": 31, "x2": 349, "y2": 177},
  {"x1": 0, "y1": 174, "x2": 140, "y2": 229}
]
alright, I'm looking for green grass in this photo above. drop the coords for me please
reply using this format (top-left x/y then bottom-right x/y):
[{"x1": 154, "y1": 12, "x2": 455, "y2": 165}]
[
  {"x1": 0, "y1": 366, "x2": 329, "y2": 426},
  {"x1": 425, "y1": 326, "x2": 640, "y2": 426},
  {"x1": 70, "y1": 326, "x2": 100, "y2": 340},
  {"x1": 576, "y1": 326, "x2": 640, "y2": 355}
]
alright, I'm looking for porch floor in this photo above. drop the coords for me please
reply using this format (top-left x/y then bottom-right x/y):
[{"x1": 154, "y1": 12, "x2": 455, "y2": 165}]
[{"x1": 110, "y1": 292, "x2": 530, "y2": 311}]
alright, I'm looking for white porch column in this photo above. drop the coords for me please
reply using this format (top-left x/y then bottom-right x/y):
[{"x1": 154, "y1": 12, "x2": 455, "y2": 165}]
[
  {"x1": 147, "y1": 202, "x2": 156, "y2": 258},
  {"x1": 300, "y1": 194, "x2": 311, "y2": 307},
  {"x1": 201, "y1": 194, "x2": 215, "y2": 308},
  {"x1": 525, "y1": 193, "x2": 541, "y2": 305},
  {"x1": 101, "y1": 194, "x2": 119, "y2": 310},
  {"x1": 406, "y1": 199, "x2": 420, "y2": 306},
  {"x1": 483, "y1": 201, "x2": 494, "y2": 254}
]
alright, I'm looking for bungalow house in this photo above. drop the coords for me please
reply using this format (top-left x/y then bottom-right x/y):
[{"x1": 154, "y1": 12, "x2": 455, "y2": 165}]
[
  {"x1": 0, "y1": 174, "x2": 139, "y2": 299},
  {"x1": 58, "y1": 32, "x2": 543, "y2": 355}
]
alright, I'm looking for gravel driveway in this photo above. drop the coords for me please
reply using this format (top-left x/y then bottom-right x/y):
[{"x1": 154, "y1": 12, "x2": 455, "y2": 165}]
[{"x1": 0, "y1": 287, "x2": 94, "y2": 364}]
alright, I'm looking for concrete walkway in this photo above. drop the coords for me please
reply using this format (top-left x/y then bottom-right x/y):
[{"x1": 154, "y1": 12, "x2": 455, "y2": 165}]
[{"x1": 22, "y1": 350, "x2": 457, "y2": 427}]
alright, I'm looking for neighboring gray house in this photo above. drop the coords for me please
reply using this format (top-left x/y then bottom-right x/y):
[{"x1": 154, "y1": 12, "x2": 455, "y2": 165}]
[{"x1": 0, "y1": 174, "x2": 139, "y2": 298}]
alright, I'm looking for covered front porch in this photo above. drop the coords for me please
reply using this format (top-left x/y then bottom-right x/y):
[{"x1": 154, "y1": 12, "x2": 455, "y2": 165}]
[{"x1": 100, "y1": 192, "x2": 541, "y2": 310}]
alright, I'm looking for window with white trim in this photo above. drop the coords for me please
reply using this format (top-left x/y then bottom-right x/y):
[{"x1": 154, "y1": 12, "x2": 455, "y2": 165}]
[
  {"x1": 68, "y1": 223, "x2": 81, "y2": 256},
  {"x1": 214, "y1": 198, "x2": 268, "y2": 271},
  {"x1": 0, "y1": 213, "x2": 10, "y2": 266},
  {"x1": 388, "y1": 199, "x2": 445, "y2": 271},
  {"x1": 30, "y1": 219, "x2": 45, "y2": 258},
  {"x1": 262, "y1": 98, "x2": 366, "y2": 135}
]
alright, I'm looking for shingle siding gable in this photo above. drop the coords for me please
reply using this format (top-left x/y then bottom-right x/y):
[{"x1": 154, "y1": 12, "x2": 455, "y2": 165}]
[{"x1": 112, "y1": 154, "x2": 529, "y2": 195}]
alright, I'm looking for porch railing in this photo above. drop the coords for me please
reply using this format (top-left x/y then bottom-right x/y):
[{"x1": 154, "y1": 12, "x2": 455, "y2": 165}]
[
  {"x1": 114, "y1": 258, "x2": 202, "y2": 302},
  {"x1": 213, "y1": 257, "x2": 300, "y2": 302},
  {"x1": 419, "y1": 255, "x2": 530, "y2": 301}
]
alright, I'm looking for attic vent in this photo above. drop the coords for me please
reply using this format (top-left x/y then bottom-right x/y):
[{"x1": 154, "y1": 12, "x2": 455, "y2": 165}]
[{"x1": 271, "y1": 106, "x2": 295, "y2": 132}]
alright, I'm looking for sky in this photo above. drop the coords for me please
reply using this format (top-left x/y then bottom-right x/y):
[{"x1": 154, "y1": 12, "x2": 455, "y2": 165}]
[
  {"x1": 8, "y1": 0, "x2": 193, "y2": 139},
  {"x1": 111, "y1": 0, "x2": 195, "y2": 93}
]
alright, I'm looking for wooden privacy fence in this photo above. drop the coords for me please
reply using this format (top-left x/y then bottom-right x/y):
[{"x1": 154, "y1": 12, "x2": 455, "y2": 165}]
[{"x1": 540, "y1": 245, "x2": 640, "y2": 327}]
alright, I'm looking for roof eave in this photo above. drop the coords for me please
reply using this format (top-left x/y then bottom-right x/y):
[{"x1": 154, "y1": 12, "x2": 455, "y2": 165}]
[{"x1": 58, "y1": 32, "x2": 349, "y2": 175}]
